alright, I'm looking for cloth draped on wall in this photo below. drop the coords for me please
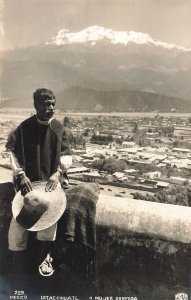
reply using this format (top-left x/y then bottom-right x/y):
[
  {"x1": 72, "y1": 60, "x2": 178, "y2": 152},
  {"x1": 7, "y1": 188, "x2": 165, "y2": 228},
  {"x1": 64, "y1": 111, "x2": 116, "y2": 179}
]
[{"x1": 58, "y1": 182, "x2": 100, "y2": 251}]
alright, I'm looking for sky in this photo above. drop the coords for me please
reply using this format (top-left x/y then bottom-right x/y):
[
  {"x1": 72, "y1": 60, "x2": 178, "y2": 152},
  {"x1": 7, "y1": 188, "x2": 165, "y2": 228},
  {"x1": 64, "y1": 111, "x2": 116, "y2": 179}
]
[{"x1": 1, "y1": 0, "x2": 191, "y2": 50}]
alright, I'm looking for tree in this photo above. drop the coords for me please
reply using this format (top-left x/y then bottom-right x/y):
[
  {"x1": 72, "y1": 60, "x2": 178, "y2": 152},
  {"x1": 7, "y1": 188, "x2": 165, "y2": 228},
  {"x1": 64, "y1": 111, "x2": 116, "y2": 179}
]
[
  {"x1": 173, "y1": 140, "x2": 180, "y2": 147},
  {"x1": 115, "y1": 137, "x2": 123, "y2": 145},
  {"x1": 83, "y1": 128, "x2": 90, "y2": 137},
  {"x1": 95, "y1": 104, "x2": 103, "y2": 112},
  {"x1": 91, "y1": 158, "x2": 128, "y2": 174},
  {"x1": 91, "y1": 159, "x2": 105, "y2": 170},
  {"x1": 167, "y1": 167, "x2": 174, "y2": 178},
  {"x1": 133, "y1": 122, "x2": 138, "y2": 134},
  {"x1": 133, "y1": 185, "x2": 191, "y2": 207},
  {"x1": 108, "y1": 135, "x2": 114, "y2": 142},
  {"x1": 104, "y1": 163, "x2": 119, "y2": 174},
  {"x1": 160, "y1": 126, "x2": 174, "y2": 137}
]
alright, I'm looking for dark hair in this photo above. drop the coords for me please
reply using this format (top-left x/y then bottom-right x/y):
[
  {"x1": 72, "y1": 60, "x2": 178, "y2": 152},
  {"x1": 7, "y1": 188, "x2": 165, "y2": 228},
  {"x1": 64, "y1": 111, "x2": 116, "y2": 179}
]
[{"x1": 33, "y1": 88, "x2": 56, "y2": 104}]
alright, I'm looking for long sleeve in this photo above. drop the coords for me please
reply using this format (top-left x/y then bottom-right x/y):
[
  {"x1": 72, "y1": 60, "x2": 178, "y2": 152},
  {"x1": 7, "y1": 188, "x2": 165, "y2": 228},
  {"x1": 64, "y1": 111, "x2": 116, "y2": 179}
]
[
  {"x1": 60, "y1": 128, "x2": 72, "y2": 172},
  {"x1": 6, "y1": 127, "x2": 18, "y2": 152},
  {"x1": 9, "y1": 151, "x2": 24, "y2": 176},
  {"x1": 6, "y1": 127, "x2": 24, "y2": 176}
]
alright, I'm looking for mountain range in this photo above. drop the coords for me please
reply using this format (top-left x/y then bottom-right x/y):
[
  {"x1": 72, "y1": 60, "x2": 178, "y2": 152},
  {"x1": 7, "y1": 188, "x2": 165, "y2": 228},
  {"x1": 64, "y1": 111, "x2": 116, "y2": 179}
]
[
  {"x1": 47, "y1": 26, "x2": 191, "y2": 51},
  {"x1": 1, "y1": 26, "x2": 191, "y2": 112}
]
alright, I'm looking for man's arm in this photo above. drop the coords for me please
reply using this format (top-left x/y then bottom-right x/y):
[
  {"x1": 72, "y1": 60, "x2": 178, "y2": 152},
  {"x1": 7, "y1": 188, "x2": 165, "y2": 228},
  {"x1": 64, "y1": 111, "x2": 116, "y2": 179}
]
[
  {"x1": 6, "y1": 126, "x2": 24, "y2": 175},
  {"x1": 6, "y1": 127, "x2": 32, "y2": 195},
  {"x1": 60, "y1": 128, "x2": 72, "y2": 172}
]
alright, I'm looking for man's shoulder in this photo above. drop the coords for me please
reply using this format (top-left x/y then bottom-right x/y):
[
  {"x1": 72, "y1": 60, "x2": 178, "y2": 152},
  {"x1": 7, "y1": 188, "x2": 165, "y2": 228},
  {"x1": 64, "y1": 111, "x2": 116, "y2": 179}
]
[
  {"x1": 20, "y1": 115, "x2": 37, "y2": 128},
  {"x1": 51, "y1": 118, "x2": 62, "y2": 127},
  {"x1": 51, "y1": 119, "x2": 64, "y2": 135}
]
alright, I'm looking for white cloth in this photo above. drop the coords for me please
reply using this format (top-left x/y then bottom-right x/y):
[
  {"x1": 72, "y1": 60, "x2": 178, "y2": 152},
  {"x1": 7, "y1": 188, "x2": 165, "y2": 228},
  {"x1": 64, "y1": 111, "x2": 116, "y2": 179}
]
[
  {"x1": 8, "y1": 217, "x2": 57, "y2": 251},
  {"x1": 60, "y1": 155, "x2": 72, "y2": 172},
  {"x1": 36, "y1": 116, "x2": 54, "y2": 125},
  {"x1": 9, "y1": 151, "x2": 24, "y2": 177}
]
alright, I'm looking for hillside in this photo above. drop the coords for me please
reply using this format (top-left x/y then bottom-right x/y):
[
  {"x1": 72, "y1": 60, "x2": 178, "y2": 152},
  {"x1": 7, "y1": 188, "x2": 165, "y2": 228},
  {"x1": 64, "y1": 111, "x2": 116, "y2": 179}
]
[
  {"x1": 3, "y1": 86, "x2": 187, "y2": 112},
  {"x1": 55, "y1": 87, "x2": 191, "y2": 112}
]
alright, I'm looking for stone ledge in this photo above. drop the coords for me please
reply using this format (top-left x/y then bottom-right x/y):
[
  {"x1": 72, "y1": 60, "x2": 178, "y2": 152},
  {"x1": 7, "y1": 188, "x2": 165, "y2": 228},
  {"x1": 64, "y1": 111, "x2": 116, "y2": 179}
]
[
  {"x1": 96, "y1": 195, "x2": 191, "y2": 244},
  {"x1": 0, "y1": 181, "x2": 190, "y2": 244}
]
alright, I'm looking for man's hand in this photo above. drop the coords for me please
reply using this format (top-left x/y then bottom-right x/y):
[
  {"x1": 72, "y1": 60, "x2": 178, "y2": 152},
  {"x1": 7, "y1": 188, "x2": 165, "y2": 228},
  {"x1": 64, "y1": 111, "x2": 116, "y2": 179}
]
[
  {"x1": 45, "y1": 171, "x2": 60, "y2": 192},
  {"x1": 17, "y1": 173, "x2": 33, "y2": 196}
]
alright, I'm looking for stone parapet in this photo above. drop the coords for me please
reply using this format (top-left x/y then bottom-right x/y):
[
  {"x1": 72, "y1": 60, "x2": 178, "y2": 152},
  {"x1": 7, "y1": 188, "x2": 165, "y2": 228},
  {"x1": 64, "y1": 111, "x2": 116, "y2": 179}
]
[{"x1": 96, "y1": 195, "x2": 191, "y2": 244}]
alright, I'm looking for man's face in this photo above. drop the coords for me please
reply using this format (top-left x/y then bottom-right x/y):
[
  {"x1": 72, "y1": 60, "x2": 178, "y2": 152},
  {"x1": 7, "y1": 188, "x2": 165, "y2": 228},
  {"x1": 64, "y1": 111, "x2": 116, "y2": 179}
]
[{"x1": 35, "y1": 98, "x2": 56, "y2": 121}]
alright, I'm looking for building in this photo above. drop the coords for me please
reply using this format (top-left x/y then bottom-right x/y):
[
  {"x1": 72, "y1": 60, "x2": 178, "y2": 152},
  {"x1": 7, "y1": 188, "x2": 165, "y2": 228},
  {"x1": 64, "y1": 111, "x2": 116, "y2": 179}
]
[
  {"x1": 124, "y1": 169, "x2": 139, "y2": 175},
  {"x1": 172, "y1": 148, "x2": 190, "y2": 154},
  {"x1": 112, "y1": 172, "x2": 126, "y2": 182},
  {"x1": 156, "y1": 181, "x2": 169, "y2": 189},
  {"x1": 68, "y1": 167, "x2": 90, "y2": 175},
  {"x1": 145, "y1": 171, "x2": 161, "y2": 180},
  {"x1": 169, "y1": 176, "x2": 190, "y2": 185},
  {"x1": 83, "y1": 172, "x2": 110, "y2": 184},
  {"x1": 146, "y1": 132, "x2": 159, "y2": 138},
  {"x1": 117, "y1": 148, "x2": 138, "y2": 155},
  {"x1": 122, "y1": 141, "x2": 136, "y2": 148},
  {"x1": 128, "y1": 159, "x2": 152, "y2": 166}
]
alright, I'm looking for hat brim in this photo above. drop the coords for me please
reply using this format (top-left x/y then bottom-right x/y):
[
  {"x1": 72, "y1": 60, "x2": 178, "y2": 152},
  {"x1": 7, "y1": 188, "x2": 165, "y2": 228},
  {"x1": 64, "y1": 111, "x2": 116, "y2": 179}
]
[{"x1": 12, "y1": 181, "x2": 66, "y2": 231}]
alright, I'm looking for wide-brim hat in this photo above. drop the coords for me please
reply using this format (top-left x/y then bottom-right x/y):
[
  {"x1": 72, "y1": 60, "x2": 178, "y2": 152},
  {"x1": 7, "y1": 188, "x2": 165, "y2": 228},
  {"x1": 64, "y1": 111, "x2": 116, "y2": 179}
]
[{"x1": 12, "y1": 181, "x2": 67, "y2": 231}]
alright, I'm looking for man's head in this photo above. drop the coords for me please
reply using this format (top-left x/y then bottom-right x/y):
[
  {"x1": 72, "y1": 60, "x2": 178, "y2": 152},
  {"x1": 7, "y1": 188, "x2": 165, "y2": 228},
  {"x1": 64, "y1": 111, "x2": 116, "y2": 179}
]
[{"x1": 33, "y1": 88, "x2": 56, "y2": 121}]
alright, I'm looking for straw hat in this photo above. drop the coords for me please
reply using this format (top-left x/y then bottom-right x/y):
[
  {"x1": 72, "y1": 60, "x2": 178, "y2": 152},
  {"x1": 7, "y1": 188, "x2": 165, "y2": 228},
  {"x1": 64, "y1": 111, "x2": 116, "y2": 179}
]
[{"x1": 12, "y1": 181, "x2": 66, "y2": 231}]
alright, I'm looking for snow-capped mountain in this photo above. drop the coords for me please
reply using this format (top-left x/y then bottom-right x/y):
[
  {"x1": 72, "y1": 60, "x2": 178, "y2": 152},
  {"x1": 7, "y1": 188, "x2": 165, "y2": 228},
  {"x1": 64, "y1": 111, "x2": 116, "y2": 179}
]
[
  {"x1": 2, "y1": 25, "x2": 191, "y2": 111},
  {"x1": 46, "y1": 25, "x2": 191, "y2": 51}
]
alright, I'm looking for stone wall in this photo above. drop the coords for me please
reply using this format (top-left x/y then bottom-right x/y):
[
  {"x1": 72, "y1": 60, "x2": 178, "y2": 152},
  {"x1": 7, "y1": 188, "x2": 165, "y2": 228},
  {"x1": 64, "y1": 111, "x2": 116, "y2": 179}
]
[{"x1": 0, "y1": 182, "x2": 191, "y2": 299}]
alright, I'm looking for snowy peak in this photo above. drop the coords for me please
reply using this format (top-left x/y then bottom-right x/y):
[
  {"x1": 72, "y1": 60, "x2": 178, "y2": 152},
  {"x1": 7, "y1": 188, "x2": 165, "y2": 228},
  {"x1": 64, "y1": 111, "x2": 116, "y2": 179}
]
[
  {"x1": 46, "y1": 26, "x2": 191, "y2": 51},
  {"x1": 47, "y1": 26, "x2": 153, "y2": 46}
]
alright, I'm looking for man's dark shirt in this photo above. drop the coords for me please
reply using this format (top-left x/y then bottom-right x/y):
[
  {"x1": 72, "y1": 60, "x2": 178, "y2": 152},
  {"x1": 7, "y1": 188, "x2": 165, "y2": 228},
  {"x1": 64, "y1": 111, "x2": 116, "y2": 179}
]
[{"x1": 6, "y1": 115, "x2": 70, "y2": 182}]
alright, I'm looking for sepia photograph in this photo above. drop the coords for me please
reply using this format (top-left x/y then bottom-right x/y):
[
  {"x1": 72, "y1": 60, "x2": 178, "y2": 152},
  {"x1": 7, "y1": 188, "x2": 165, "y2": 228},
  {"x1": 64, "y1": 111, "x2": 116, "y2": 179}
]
[{"x1": 0, "y1": 1, "x2": 191, "y2": 299}]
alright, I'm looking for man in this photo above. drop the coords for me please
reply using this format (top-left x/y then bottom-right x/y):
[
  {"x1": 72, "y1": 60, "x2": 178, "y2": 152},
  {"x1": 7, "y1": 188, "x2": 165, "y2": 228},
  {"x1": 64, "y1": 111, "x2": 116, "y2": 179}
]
[{"x1": 6, "y1": 88, "x2": 72, "y2": 275}]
